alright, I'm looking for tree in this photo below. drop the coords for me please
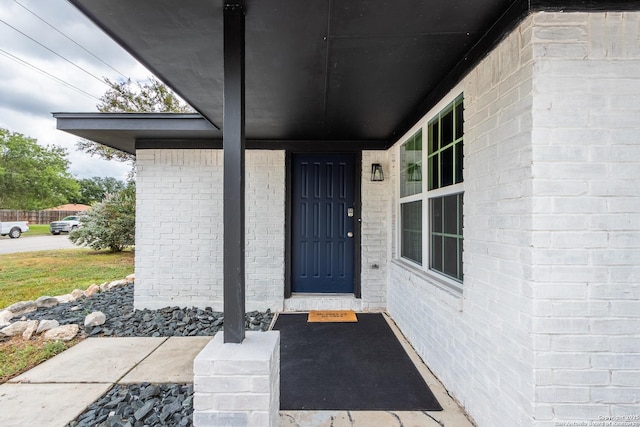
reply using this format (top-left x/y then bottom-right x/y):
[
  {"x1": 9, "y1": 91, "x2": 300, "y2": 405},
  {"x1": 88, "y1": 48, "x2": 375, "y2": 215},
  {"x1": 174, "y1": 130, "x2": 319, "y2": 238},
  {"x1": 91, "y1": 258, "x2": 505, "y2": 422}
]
[
  {"x1": 75, "y1": 176, "x2": 126, "y2": 205},
  {"x1": 0, "y1": 128, "x2": 80, "y2": 210},
  {"x1": 76, "y1": 76, "x2": 195, "y2": 163},
  {"x1": 69, "y1": 183, "x2": 135, "y2": 252},
  {"x1": 98, "y1": 76, "x2": 194, "y2": 114}
]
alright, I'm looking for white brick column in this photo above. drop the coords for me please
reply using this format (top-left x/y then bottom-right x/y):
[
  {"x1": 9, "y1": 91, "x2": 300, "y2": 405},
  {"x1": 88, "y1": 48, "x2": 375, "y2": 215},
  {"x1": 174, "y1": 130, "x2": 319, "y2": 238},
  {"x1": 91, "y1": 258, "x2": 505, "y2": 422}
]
[
  {"x1": 193, "y1": 331, "x2": 280, "y2": 427},
  {"x1": 530, "y1": 11, "x2": 640, "y2": 424}
]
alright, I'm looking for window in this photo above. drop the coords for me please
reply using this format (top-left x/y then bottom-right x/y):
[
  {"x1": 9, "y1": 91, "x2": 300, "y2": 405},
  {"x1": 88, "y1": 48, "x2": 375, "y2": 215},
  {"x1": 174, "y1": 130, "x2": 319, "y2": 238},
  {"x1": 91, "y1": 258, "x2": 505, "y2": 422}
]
[
  {"x1": 400, "y1": 130, "x2": 422, "y2": 198},
  {"x1": 428, "y1": 95, "x2": 463, "y2": 190},
  {"x1": 399, "y1": 130, "x2": 423, "y2": 264},
  {"x1": 427, "y1": 94, "x2": 464, "y2": 282},
  {"x1": 401, "y1": 201, "x2": 422, "y2": 264},
  {"x1": 430, "y1": 193, "x2": 463, "y2": 281},
  {"x1": 398, "y1": 94, "x2": 464, "y2": 284}
]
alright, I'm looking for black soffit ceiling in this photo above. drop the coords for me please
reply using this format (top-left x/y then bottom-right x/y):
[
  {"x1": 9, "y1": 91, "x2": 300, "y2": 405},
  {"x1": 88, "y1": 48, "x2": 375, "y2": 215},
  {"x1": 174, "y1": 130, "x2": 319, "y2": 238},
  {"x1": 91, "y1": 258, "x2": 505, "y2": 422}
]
[{"x1": 60, "y1": 0, "x2": 640, "y2": 153}]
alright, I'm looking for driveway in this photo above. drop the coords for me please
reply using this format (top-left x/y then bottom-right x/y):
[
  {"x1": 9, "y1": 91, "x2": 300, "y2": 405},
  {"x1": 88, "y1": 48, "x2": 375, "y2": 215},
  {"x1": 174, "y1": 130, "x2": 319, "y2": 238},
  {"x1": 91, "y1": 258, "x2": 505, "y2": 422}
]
[{"x1": 0, "y1": 235, "x2": 79, "y2": 255}]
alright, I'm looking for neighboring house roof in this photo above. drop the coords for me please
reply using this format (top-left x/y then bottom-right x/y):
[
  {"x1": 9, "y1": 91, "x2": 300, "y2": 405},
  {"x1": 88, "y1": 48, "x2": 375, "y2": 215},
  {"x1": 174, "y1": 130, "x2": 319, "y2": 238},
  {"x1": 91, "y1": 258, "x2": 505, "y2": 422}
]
[{"x1": 45, "y1": 204, "x2": 91, "y2": 212}]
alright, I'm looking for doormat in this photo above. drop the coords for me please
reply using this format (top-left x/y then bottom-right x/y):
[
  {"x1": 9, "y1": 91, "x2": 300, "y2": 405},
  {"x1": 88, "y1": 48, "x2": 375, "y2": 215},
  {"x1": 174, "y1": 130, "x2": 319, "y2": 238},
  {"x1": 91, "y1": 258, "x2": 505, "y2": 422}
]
[
  {"x1": 274, "y1": 313, "x2": 442, "y2": 411},
  {"x1": 308, "y1": 310, "x2": 357, "y2": 323}
]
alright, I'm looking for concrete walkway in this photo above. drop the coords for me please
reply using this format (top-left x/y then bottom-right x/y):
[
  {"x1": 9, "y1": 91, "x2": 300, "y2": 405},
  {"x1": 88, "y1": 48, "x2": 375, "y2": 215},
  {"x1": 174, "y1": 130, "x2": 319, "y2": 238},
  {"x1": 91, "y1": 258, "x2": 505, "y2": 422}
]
[
  {"x1": 0, "y1": 328, "x2": 475, "y2": 427},
  {"x1": 0, "y1": 337, "x2": 211, "y2": 427}
]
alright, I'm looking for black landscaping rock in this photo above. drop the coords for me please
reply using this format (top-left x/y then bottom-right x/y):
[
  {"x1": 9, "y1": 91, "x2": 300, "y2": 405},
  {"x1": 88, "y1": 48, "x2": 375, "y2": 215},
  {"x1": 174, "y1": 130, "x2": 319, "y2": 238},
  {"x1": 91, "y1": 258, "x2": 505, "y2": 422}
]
[
  {"x1": 18, "y1": 283, "x2": 273, "y2": 425},
  {"x1": 133, "y1": 400, "x2": 155, "y2": 421},
  {"x1": 21, "y1": 284, "x2": 273, "y2": 338},
  {"x1": 68, "y1": 384, "x2": 194, "y2": 427}
]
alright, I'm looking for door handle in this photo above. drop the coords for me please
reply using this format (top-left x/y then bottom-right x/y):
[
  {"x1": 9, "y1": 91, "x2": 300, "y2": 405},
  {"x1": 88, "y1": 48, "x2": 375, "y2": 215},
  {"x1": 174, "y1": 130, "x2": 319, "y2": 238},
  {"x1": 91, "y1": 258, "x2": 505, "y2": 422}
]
[{"x1": 347, "y1": 231, "x2": 353, "y2": 238}]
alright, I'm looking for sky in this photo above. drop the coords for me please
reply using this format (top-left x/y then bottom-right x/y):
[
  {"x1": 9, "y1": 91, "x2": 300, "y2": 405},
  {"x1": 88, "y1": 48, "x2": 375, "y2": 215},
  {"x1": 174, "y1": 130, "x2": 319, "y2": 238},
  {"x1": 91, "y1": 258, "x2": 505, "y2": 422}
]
[{"x1": 0, "y1": 0, "x2": 152, "y2": 180}]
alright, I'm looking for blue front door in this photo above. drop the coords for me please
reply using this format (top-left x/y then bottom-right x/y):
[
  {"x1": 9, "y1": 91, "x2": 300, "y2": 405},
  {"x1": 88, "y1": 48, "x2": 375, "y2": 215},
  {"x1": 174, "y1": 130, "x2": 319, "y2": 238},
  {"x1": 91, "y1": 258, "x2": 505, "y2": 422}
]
[{"x1": 291, "y1": 154, "x2": 355, "y2": 293}]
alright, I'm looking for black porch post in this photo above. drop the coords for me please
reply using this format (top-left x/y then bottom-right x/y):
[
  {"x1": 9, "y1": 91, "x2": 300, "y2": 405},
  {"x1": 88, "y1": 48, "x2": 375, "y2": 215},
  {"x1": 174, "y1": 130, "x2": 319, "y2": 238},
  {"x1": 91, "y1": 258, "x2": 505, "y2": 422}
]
[{"x1": 223, "y1": 0, "x2": 246, "y2": 344}]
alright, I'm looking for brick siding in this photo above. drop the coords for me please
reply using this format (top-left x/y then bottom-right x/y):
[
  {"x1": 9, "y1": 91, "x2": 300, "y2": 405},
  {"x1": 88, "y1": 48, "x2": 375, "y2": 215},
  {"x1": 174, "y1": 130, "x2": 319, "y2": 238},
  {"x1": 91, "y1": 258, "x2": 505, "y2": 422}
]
[
  {"x1": 388, "y1": 15, "x2": 536, "y2": 427},
  {"x1": 361, "y1": 151, "x2": 391, "y2": 310},
  {"x1": 136, "y1": 149, "x2": 388, "y2": 312},
  {"x1": 388, "y1": 11, "x2": 640, "y2": 427},
  {"x1": 135, "y1": 149, "x2": 285, "y2": 312},
  {"x1": 531, "y1": 12, "x2": 640, "y2": 425}
]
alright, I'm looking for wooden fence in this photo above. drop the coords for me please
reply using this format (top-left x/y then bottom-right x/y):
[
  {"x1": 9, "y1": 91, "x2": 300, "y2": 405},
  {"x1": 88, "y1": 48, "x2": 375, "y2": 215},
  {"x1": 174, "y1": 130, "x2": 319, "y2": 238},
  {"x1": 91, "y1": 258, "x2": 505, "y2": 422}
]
[{"x1": 0, "y1": 210, "x2": 83, "y2": 224}]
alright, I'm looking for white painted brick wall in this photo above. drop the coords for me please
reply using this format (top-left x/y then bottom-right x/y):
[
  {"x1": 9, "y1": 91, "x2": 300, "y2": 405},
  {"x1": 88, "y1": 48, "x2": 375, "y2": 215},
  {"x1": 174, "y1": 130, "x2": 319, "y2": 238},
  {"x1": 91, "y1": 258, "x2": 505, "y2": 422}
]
[
  {"x1": 361, "y1": 151, "x2": 391, "y2": 310},
  {"x1": 531, "y1": 11, "x2": 640, "y2": 424},
  {"x1": 135, "y1": 149, "x2": 285, "y2": 311},
  {"x1": 138, "y1": 148, "x2": 389, "y2": 312},
  {"x1": 388, "y1": 10, "x2": 640, "y2": 427},
  {"x1": 388, "y1": 16, "x2": 536, "y2": 427},
  {"x1": 245, "y1": 151, "x2": 286, "y2": 311}
]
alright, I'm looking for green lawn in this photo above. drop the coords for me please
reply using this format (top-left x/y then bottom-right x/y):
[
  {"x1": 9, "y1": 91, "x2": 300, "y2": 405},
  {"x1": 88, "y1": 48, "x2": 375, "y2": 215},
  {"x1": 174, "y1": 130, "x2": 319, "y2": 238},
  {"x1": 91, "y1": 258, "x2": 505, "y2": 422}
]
[
  {"x1": 0, "y1": 249, "x2": 134, "y2": 309},
  {"x1": 23, "y1": 224, "x2": 51, "y2": 236},
  {"x1": 0, "y1": 248, "x2": 134, "y2": 383}
]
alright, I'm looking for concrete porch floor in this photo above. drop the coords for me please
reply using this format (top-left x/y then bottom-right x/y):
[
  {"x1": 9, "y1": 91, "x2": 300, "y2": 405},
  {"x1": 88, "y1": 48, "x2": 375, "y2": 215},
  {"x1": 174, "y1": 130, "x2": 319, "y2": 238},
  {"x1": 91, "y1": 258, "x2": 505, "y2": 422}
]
[
  {"x1": 277, "y1": 312, "x2": 475, "y2": 426},
  {"x1": 0, "y1": 316, "x2": 474, "y2": 427}
]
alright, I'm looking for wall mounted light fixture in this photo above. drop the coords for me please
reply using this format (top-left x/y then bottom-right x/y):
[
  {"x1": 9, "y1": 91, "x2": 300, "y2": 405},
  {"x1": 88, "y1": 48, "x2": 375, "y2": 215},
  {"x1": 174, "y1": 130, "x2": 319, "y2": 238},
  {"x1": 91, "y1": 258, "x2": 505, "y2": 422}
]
[{"x1": 371, "y1": 163, "x2": 384, "y2": 181}]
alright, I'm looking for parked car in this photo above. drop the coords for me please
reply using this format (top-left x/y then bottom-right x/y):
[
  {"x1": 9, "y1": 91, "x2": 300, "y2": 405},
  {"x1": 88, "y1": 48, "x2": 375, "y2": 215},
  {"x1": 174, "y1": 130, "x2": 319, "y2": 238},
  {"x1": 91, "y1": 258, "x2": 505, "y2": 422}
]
[
  {"x1": 50, "y1": 216, "x2": 81, "y2": 235},
  {"x1": 0, "y1": 221, "x2": 30, "y2": 238}
]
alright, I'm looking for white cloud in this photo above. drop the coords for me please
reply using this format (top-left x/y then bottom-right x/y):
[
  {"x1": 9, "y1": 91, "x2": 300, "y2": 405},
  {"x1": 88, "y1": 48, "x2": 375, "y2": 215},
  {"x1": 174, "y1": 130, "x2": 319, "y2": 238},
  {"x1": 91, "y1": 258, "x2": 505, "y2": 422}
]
[{"x1": 0, "y1": 0, "x2": 152, "y2": 179}]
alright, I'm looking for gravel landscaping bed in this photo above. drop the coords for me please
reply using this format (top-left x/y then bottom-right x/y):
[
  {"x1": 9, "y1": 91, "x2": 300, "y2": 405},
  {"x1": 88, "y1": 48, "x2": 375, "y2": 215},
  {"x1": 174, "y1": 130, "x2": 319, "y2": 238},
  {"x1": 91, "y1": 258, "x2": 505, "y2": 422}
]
[
  {"x1": 15, "y1": 283, "x2": 274, "y2": 426},
  {"x1": 21, "y1": 284, "x2": 273, "y2": 337},
  {"x1": 66, "y1": 383, "x2": 193, "y2": 427}
]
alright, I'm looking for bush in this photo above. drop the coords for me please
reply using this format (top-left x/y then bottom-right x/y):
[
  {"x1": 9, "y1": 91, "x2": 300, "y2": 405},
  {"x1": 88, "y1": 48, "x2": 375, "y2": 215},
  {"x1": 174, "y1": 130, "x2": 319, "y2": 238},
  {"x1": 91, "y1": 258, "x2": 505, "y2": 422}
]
[{"x1": 69, "y1": 185, "x2": 135, "y2": 252}]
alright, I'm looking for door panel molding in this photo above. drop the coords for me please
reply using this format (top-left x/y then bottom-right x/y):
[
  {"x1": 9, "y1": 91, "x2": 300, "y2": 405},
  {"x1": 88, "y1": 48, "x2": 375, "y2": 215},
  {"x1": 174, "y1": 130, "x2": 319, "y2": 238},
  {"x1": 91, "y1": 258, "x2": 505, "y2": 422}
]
[{"x1": 285, "y1": 152, "x2": 361, "y2": 298}]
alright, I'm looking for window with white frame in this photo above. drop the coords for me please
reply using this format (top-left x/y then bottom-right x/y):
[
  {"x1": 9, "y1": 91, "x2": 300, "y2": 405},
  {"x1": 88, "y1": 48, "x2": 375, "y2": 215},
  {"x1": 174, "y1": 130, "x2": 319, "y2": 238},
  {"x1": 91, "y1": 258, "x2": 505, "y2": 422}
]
[
  {"x1": 399, "y1": 130, "x2": 423, "y2": 264},
  {"x1": 399, "y1": 94, "x2": 464, "y2": 284}
]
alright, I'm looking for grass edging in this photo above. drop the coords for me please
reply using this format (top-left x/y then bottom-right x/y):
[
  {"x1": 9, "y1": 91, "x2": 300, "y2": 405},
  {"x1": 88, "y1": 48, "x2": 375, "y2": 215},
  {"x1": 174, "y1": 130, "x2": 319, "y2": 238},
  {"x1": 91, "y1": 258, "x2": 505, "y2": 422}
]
[
  {"x1": 0, "y1": 248, "x2": 134, "y2": 383},
  {"x1": 0, "y1": 336, "x2": 81, "y2": 384}
]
